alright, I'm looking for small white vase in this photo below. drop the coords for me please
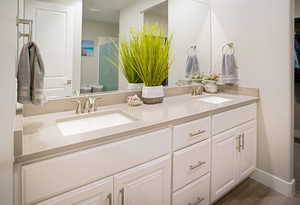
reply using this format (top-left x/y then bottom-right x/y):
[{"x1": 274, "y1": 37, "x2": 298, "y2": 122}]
[
  {"x1": 142, "y1": 85, "x2": 164, "y2": 104},
  {"x1": 127, "y1": 83, "x2": 144, "y2": 90}
]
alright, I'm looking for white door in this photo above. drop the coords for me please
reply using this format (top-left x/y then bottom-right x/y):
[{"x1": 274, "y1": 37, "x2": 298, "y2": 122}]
[
  {"x1": 238, "y1": 120, "x2": 257, "y2": 182},
  {"x1": 211, "y1": 128, "x2": 239, "y2": 203},
  {"x1": 36, "y1": 177, "x2": 113, "y2": 205},
  {"x1": 25, "y1": 0, "x2": 75, "y2": 98},
  {"x1": 114, "y1": 155, "x2": 171, "y2": 205}
]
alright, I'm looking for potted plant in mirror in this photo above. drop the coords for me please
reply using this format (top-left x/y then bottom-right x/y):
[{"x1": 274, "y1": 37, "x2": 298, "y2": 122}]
[
  {"x1": 203, "y1": 74, "x2": 220, "y2": 93},
  {"x1": 129, "y1": 24, "x2": 173, "y2": 104},
  {"x1": 110, "y1": 38, "x2": 144, "y2": 90}
]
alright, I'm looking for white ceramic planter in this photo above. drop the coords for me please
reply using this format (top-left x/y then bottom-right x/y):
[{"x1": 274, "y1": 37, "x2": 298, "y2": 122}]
[
  {"x1": 142, "y1": 85, "x2": 164, "y2": 104},
  {"x1": 127, "y1": 83, "x2": 144, "y2": 90},
  {"x1": 204, "y1": 80, "x2": 218, "y2": 93}
]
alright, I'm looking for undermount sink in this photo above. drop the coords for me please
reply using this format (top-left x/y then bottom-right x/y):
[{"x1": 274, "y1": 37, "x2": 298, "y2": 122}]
[
  {"x1": 197, "y1": 96, "x2": 232, "y2": 104},
  {"x1": 56, "y1": 110, "x2": 136, "y2": 136}
]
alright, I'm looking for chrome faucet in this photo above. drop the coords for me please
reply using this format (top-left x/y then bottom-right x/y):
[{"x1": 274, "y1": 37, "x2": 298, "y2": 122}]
[
  {"x1": 71, "y1": 99, "x2": 82, "y2": 114},
  {"x1": 191, "y1": 85, "x2": 204, "y2": 96},
  {"x1": 83, "y1": 97, "x2": 101, "y2": 113},
  {"x1": 71, "y1": 97, "x2": 101, "y2": 114}
]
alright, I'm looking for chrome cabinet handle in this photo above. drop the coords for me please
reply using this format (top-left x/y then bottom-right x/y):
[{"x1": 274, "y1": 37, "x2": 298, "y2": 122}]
[
  {"x1": 120, "y1": 188, "x2": 125, "y2": 205},
  {"x1": 189, "y1": 130, "x2": 206, "y2": 137},
  {"x1": 241, "y1": 133, "x2": 245, "y2": 150},
  {"x1": 189, "y1": 161, "x2": 206, "y2": 170},
  {"x1": 237, "y1": 135, "x2": 241, "y2": 152},
  {"x1": 188, "y1": 197, "x2": 205, "y2": 205},
  {"x1": 107, "y1": 193, "x2": 112, "y2": 205},
  {"x1": 194, "y1": 197, "x2": 205, "y2": 205}
]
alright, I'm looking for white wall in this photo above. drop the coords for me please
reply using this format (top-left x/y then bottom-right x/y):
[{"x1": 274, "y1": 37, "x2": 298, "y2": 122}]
[
  {"x1": 144, "y1": 12, "x2": 168, "y2": 36},
  {"x1": 0, "y1": 1, "x2": 17, "y2": 205},
  {"x1": 211, "y1": 0, "x2": 293, "y2": 183},
  {"x1": 81, "y1": 20, "x2": 119, "y2": 85},
  {"x1": 168, "y1": 0, "x2": 211, "y2": 86}
]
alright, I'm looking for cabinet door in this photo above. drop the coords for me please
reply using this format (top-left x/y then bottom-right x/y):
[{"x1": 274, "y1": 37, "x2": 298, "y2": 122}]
[
  {"x1": 238, "y1": 120, "x2": 257, "y2": 182},
  {"x1": 36, "y1": 177, "x2": 113, "y2": 205},
  {"x1": 211, "y1": 128, "x2": 239, "y2": 203},
  {"x1": 114, "y1": 155, "x2": 171, "y2": 205}
]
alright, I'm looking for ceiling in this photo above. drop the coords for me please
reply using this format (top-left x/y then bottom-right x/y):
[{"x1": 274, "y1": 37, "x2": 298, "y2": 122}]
[
  {"x1": 83, "y1": 0, "x2": 138, "y2": 24},
  {"x1": 145, "y1": 1, "x2": 168, "y2": 17}
]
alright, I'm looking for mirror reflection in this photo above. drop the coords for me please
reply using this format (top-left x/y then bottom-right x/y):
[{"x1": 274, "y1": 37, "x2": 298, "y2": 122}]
[{"x1": 20, "y1": 0, "x2": 211, "y2": 99}]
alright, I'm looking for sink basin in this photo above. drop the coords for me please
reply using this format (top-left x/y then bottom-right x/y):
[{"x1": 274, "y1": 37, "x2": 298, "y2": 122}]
[
  {"x1": 56, "y1": 110, "x2": 136, "y2": 136},
  {"x1": 197, "y1": 96, "x2": 232, "y2": 104}
]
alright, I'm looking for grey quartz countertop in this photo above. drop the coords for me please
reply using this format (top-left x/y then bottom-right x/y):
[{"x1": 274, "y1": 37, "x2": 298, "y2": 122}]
[{"x1": 16, "y1": 93, "x2": 258, "y2": 163}]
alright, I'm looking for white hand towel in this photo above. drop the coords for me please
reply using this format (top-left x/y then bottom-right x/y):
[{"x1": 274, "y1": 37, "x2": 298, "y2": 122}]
[
  {"x1": 185, "y1": 55, "x2": 200, "y2": 78},
  {"x1": 222, "y1": 54, "x2": 239, "y2": 84}
]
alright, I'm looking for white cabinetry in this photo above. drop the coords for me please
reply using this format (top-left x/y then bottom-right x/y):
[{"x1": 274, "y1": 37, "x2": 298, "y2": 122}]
[
  {"x1": 237, "y1": 121, "x2": 257, "y2": 182},
  {"x1": 18, "y1": 103, "x2": 258, "y2": 205},
  {"x1": 211, "y1": 128, "x2": 239, "y2": 202},
  {"x1": 114, "y1": 155, "x2": 171, "y2": 205},
  {"x1": 36, "y1": 178, "x2": 113, "y2": 205},
  {"x1": 211, "y1": 120, "x2": 257, "y2": 202}
]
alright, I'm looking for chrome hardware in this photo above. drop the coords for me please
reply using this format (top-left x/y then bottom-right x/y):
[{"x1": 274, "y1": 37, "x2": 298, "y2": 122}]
[
  {"x1": 189, "y1": 130, "x2": 206, "y2": 137},
  {"x1": 189, "y1": 161, "x2": 206, "y2": 170},
  {"x1": 72, "y1": 97, "x2": 102, "y2": 114},
  {"x1": 17, "y1": 18, "x2": 33, "y2": 42},
  {"x1": 71, "y1": 99, "x2": 82, "y2": 114},
  {"x1": 191, "y1": 86, "x2": 203, "y2": 96},
  {"x1": 237, "y1": 135, "x2": 242, "y2": 152},
  {"x1": 188, "y1": 197, "x2": 205, "y2": 205},
  {"x1": 241, "y1": 133, "x2": 245, "y2": 150},
  {"x1": 107, "y1": 193, "x2": 112, "y2": 205},
  {"x1": 83, "y1": 97, "x2": 102, "y2": 113},
  {"x1": 120, "y1": 188, "x2": 125, "y2": 205}
]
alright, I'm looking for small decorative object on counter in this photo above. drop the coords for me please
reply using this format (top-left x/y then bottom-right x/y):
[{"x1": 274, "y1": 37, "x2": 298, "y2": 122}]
[
  {"x1": 203, "y1": 74, "x2": 220, "y2": 93},
  {"x1": 127, "y1": 95, "x2": 143, "y2": 107}
]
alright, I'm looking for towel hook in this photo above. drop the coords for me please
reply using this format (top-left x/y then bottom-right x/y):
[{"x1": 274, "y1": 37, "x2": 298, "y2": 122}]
[
  {"x1": 17, "y1": 18, "x2": 33, "y2": 43},
  {"x1": 222, "y1": 42, "x2": 235, "y2": 55},
  {"x1": 187, "y1": 45, "x2": 197, "y2": 56}
]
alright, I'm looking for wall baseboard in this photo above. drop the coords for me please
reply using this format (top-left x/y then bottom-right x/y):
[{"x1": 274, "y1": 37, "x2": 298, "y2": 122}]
[{"x1": 251, "y1": 168, "x2": 295, "y2": 197}]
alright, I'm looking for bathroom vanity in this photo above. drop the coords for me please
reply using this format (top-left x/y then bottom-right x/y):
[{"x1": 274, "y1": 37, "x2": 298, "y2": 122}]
[{"x1": 14, "y1": 94, "x2": 258, "y2": 205}]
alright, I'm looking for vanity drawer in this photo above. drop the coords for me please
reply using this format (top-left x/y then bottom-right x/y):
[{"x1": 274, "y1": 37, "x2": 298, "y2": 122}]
[
  {"x1": 212, "y1": 103, "x2": 257, "y2": 135},
  {"x1": 173, "y1": 117, "x2": 210, "y2": 150},
  {"x1": 173, "y1": 173, "x2": 210, "y2": 205},
  {"x1": 173, "y1": 139, "x2": 210, "y2": 191},
  {"x1": 22, "y1": 128, "x2": 171, "y2": 205}
]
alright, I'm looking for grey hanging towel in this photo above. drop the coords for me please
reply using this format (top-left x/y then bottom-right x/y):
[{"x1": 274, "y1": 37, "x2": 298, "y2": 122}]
[
  {"x1": 222, "y1": 54, "x2": 239, "y2": 84},
  {"x1": 17, "y1": 42, "x2": 47, "y2": 105},
  {"x1": 185, "y1": 54, "x2": 200, "y2": 78}
]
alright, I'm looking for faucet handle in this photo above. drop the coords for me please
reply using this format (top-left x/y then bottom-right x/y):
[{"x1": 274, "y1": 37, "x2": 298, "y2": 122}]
[
  {"x1": 90, "y1": 97, "x2": 102, "y2": 112},
  {"x1": 71, "y1": 99, "x2": 82, "y2": 114}
]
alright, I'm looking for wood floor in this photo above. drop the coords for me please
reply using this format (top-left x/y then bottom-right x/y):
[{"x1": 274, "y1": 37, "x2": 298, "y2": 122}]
[{"x1": 215, "y1": 178, "x2": 300, "y2": 205}]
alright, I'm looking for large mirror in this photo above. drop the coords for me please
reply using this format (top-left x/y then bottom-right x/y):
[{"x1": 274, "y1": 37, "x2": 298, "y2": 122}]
[{"x1": 19, "y1": 0, "x2": 211, "y2": 99}]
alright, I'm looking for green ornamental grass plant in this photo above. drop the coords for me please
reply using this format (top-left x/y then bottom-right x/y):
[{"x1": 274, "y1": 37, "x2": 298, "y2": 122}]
[
  {"x1": 118, "y1": 39, "x2": 143, "y2": 84},
  {"x1": 128, "y1": 24, "x2": 173, "y2": 87}
]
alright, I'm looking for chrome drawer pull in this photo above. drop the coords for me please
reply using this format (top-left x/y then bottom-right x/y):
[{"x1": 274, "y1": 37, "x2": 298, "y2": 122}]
[
  {"x1": 189, "y1": 130, "x2": 206, "y2": 137},
  {"x1": 241, "y1": 133, "x2": 245, "y2": 150},
  {"x1": 107, "y1": 193, "x2": 112, "y2": 205},
  {"x1": 188, "y1": 197, "x2": 205, "y2": 205},
  {"x1": 120, "y1": 188, "x2": 125, "y2": 205},
  {"x1": 189, "y1": 161, "x2": 206, "y2": 170},
  {"x1": 237, "y1": 135, "x2": 242, "y2": 152},
  {"x1": 195, "y1": 197, "x2": 205, "y2": 205}
]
